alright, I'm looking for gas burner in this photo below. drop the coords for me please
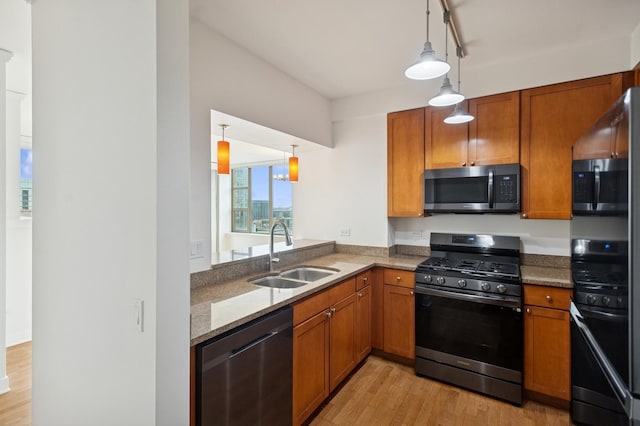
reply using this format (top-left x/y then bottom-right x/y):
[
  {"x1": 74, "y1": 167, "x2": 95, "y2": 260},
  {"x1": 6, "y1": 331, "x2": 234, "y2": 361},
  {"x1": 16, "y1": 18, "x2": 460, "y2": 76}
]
[
  {"x1": 423, "y1": 257, "x2": 451, "y2": 268},
  {"x1": 477, "y1": 261, "x2": 519, "y2": 277},
  {"x1": 452, "y1": 259, "x2": 480, "y2": 271}
]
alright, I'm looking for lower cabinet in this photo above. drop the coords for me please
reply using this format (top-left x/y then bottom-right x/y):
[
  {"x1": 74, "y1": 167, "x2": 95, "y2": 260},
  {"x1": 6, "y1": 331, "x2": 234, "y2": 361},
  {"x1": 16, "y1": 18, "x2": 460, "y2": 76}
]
[
  {"x1": 524, "y1": 284, "x2": 571, "y2": 401},
  {"x1": 382, "y1": 269, "x2": 415, "y2": 359},
  {"x1": 292, "y1": 274, "x2": 372, "y2": 426}
]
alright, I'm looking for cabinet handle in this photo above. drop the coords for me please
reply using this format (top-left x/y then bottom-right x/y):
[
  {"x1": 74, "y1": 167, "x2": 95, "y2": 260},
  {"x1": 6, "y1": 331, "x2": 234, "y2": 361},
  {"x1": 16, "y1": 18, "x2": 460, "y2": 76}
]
[
  {"x1": 330, "y1": 307, "x2": 336, "y2": 314},
  {"x1": 358, "y1": 292, "x2": 363, "y2": 298},
  {"x1": 363, "y1": 277, "x2": 368, "y2": 283},
  {"x1": 410, "y1": 291, "x2": 414, "y2": 296},
  {"x1": 418, "y1": 212, "x2": 423, "y2": 217},
  {"x1": 546, "y1": 295, "x2": 552, "y2": 302},
  {"x1": 462, "y1": 162, "x2": 466, "y2": 167},
  {"x1": 615, "y1": 152, "x2": 619, "y2": 158},
  {"x1": 611, "y1": 152, "x2": 615, "y2": 158},
  {"x1": 326, "y1": 311, "x2": 332, "y2": 318},
  {"x1": 526, "y1": 308, "x2": 531, "y2": 314},
  {"x1": 470, "y1": 161, "x2": 475, "y2": 166},
  {"x1": 522, "y1": 213, "x2": 528, "y2": 219},
  {"x1": 396, "y1": 276, "x2": 401, "y2": 281}
]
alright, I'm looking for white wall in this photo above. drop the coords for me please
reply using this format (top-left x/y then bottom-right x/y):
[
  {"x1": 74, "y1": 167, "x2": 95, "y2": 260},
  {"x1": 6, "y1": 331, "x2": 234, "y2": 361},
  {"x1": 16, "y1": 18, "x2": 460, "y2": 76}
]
[
  {"x1": 189, "y1": 19, "x2": 332, "y2": 272},
  {"x1": 32, "y1": 1, "x2": 190, "y2": 424},
  {"x1": 322, "y1": 30, "x2": 636, "y2": 255},
  {"x1": 632, "y1": 21, "x2": 640, "y2": 69}
]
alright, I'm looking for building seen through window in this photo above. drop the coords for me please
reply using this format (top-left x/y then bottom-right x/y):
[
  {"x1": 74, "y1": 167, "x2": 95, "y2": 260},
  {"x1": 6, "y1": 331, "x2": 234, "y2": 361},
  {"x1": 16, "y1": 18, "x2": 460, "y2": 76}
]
[
  {"x1": 20, "y1": 148, "x2": 32, "y2": 213},
  {"x1": 232, "y1": 164, "x2": 293, "y2": 234}
]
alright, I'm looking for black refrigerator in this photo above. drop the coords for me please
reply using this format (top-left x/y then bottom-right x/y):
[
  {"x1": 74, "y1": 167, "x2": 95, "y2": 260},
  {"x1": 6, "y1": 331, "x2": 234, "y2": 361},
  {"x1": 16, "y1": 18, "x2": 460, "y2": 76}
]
[{"x1": 570, "y1": 87, "x2": 640, "y2": 425}]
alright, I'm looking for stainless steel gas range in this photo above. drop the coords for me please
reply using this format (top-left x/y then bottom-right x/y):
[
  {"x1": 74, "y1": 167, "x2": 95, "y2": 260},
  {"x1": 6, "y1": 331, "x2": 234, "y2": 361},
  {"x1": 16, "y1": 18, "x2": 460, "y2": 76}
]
[{"x1": 414, "y1": 232, "x2": 523, "y2": 405}]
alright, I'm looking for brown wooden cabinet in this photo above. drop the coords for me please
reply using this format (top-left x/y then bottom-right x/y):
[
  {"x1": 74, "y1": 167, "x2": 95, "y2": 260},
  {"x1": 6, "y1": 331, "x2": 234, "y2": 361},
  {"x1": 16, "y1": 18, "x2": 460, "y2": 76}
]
[
  {"x1": 382, "y1": 268, "x2": 415, "y2": 359},
  {"x1": 387, "y1": 108, "x2": 425, "y2": 217},
  {"x1": 573, "y1": 107, "x2": 628, "y2": 160},
  {"x1": 425, "y1": 92, "x2": 520, "y2": 170},
  {"x1": 355, "y1": 271, "x2": 372, "y2": 363},
  {"x1": 292, "y1": 277, "x2": 357, "y2": 425},
  {"x1": 520, "y1": 73, "x2": 631, "y2": 219},
  {"x1": 524, "y1": 285, "x2": 571, "y2": 401}
]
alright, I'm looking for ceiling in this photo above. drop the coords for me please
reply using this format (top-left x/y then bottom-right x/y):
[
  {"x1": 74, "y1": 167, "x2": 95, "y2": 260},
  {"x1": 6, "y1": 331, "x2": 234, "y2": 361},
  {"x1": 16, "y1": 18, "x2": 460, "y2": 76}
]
[{"x1": 190, "y1": 0, "x2": 640, "y2": 100}]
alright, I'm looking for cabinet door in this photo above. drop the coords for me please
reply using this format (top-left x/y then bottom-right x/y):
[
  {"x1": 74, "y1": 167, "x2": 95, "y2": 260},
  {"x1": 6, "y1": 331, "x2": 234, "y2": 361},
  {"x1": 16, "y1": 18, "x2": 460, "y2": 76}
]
[
  {"x1": 355, "y1": 285, "x2": 372, "y2": 363},
  {"x1": 371, "y1": 268, "x2": 384, "y2": 350},
  {"x1": 329, "y1": 293, "x2": 357, "y2": 392},
  {"x1": 383, "y1": 285, "x2": 415, "y2": 359},
  {"x1": 293, "y1": 310, "x2": 330, "y2": 425},
  {"x1": 468, "y1": 91, "x2": 520, "y2": 166},
  {"x1": 520, "y1": 74, "x2": 626, "y2": 219},
  {"x1": 524, "y1": 305, "x2": 570, "y2": 401},
  {"x1": 387, "y1": 108, "x2": 425, "y2": 217},
  {"x1": 425, "y1": 104, "x2": 469, "y2": 169}
]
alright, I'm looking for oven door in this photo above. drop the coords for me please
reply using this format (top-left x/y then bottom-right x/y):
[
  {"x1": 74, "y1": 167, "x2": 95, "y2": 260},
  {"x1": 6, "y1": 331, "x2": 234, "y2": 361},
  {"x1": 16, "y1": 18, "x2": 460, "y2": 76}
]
[
  {"x1": 415, "y1": 285, "x2": 523, "y2": 382},
  {"x1": 570, "y1": 302, "x2": 630, "y2": 425}
]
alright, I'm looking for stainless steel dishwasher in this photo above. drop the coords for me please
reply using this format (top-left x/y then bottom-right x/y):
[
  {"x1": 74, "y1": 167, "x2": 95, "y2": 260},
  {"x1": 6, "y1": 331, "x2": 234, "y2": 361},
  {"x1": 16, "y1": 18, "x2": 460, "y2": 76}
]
[{"x1": 196, "y1": 306, "x2": 293, "y2": 426}]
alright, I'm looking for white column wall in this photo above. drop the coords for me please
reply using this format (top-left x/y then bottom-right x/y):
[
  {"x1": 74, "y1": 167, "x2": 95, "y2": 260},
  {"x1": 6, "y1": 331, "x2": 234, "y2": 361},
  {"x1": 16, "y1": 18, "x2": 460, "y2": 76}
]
[
  {"x1": 32, "y1": 1, "x2": 189, "y2": 424},
  {"x1": 0, "y1": 47, "x2": 13, "y2": 396},
  {"x1": 6, "y1": 90, "x2": 31, "y2": 347}
]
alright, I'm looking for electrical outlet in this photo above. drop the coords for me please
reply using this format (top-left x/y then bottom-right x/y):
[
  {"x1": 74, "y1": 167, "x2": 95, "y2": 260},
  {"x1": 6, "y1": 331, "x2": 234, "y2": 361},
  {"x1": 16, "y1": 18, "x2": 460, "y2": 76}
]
[
  {"x1": 339, "y1": 228, "x2": 351, "y2": 237},
  {"x1": 190, "y1": 240, "x2": 203, "y2": 259}
]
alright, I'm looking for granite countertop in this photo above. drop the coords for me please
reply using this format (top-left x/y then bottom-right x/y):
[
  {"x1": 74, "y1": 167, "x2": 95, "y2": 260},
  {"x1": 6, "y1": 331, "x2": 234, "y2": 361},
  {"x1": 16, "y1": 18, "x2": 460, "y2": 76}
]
[
  {"x1": 521, "y1": 265, "x2": 572, "y2": 289},
  {"x1": 190, "y1": 252, "x2": 424, "y2": 346}
]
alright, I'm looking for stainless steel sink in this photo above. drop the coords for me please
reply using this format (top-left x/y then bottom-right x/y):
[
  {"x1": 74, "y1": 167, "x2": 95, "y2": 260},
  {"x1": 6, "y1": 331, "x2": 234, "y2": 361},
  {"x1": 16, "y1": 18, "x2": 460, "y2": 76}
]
[
  {"x1": 249, "y1": 266, "x2": 339, "y2": 289},
  {"x1": 279, "y1": 267, "x2": 337, "y2": 282},
  {"x1": 249, "y1": 276, "x2": 309, "y2": 289}
]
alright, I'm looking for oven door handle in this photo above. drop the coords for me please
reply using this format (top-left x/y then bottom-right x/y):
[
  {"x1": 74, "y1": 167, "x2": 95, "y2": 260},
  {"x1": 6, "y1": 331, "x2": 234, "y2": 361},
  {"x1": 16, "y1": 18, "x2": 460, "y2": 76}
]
[
  {"x1": 415, "y1": 285, "x2": 521, "y2": 309},
  {"x1": 574, "y1": 304, "x2": 627, "y2": 322},
  {"x1": 570, "y1": 302, "x2": 632, "y2": 414}
]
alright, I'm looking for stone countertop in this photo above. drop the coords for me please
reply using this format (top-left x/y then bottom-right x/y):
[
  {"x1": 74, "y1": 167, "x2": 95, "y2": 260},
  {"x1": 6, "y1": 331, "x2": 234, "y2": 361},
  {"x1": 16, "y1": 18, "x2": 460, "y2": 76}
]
[
  {"x1": 190, "y1": 252, "x2": 424, "y2": 346},
  {"x1": 521, "y1": 265, "x2": 572, "y2": 289}
]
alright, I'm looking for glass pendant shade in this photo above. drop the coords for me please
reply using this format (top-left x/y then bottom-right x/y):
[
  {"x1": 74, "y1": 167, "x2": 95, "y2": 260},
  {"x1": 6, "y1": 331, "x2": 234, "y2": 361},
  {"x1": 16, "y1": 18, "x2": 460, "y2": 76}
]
[
  {"x1": 405, "y1": 42, "x2": 450, "y2": 80},
  {"x1": 217, "y1": 140, "x2": 230, "y2": 174},
  {"x1": 216, "y1": 124, "x2": 230, "y2": 175},
  {"x1": 428, "y1": 76, "x2": 464, "y2": 107},
  {"x1": 444, "y1": 103, "x2": 474, "y2": 124},
  {"x1": 288, "y1": 144, "x2": 299, "y2": 182}
]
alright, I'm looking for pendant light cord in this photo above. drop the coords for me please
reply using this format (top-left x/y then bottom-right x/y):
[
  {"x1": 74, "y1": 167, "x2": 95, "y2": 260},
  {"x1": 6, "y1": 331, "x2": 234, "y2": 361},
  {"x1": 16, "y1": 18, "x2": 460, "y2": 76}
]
[
  {"x1": 456, "y1": 46, "x2": 462, "y2": 92},
  {"x1": 425, "y1": 0, "x2": 430, "y2": 43},
  {"x1": 444, "y1": 10, "x2": 449, "y2": 76}
]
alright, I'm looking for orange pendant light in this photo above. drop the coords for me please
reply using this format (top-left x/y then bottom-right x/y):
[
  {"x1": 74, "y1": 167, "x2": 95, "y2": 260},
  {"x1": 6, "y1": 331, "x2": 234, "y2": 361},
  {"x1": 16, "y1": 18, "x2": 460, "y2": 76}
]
[
  {"x1": 217, "y1": 124, "x2": 230, "y2": 175},
  {"x1": 288, "y1": 144, "x2": 299, "y2": 182}
]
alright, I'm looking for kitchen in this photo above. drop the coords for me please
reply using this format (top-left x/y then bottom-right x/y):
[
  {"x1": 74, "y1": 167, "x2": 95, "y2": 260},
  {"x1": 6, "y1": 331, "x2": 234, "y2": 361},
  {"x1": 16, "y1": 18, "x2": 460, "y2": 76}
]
[{"x1": 3, "y1": 0, "x2": 640, "y2": 425}]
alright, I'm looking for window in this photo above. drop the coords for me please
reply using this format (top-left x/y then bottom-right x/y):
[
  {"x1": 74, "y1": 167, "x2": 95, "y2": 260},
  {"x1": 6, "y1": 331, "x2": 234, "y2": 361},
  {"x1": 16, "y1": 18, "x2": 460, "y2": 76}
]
[
  {"x1": 232, "y1": 165, "x2": 293, "y2": 234},
  {"x1": 20, "y1": 148, "x2": 32, "y2": 213}
]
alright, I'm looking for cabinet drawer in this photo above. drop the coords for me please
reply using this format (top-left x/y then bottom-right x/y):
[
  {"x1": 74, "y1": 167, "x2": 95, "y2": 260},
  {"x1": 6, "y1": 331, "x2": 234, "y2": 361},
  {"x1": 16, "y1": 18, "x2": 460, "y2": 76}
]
[
  {"x1": 383, "y1": 269, "x2": 414, "y2": 289},
  {"x1": 293, "y1": 290, "x2": 330, "y2": 326},
  {"x1": 356, "y1": 270, "x2": 372, "y2": 291},
  {"x1": 524, "y1": 285, "x2": 571, "y2": 310},
  {"x1": 328, "y1": 278, "x2": 356, "y2": 306}
]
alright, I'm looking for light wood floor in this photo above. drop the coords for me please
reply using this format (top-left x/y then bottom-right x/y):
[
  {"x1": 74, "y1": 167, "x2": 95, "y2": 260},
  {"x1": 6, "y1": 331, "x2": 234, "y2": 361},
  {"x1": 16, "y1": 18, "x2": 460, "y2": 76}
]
[
  {"x1": 310, "y1": 356, "x2": 570, "y2": 426},
  {"x1": 0, "y1": 346, "x2": 569, "y2": 426},
  {"x1": 0, "y1": 342, "x2": 31, "y2": 426}
]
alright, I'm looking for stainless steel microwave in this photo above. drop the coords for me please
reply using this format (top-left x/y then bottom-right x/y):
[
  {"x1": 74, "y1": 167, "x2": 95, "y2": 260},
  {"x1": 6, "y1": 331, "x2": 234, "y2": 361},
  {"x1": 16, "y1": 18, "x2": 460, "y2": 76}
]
[
  {"x1": 572, "y1": 158, "x2": 627, "y2": 215},
  {"x1": 424, "y1": 163, "x2": 520, "y2": 213}
]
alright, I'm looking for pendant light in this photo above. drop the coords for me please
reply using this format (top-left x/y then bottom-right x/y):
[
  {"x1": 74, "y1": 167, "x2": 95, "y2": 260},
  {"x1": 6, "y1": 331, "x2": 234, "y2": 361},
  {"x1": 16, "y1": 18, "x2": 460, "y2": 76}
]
[
  {"x1": 288, "y1": 144, "x2": 299, "y2": 183},
  {"x1": 444, "y1": 47, "x2": 474, "y2": 124},
  {"x1": 217, "y1": 124, "x2": 230, "y2": 175},
  {"x1": 428, "y1": 11, "x2": 464, "y2": 107},
  {"x1": 405, "y1": 0, "x2": 450, "y2": 80}
]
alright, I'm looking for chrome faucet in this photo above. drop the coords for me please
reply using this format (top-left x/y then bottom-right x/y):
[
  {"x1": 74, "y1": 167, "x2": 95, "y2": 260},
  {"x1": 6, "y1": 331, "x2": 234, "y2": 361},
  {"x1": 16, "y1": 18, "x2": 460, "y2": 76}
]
[{"x1": 269, "y1": 219, "x2": 293, "y2": 271}]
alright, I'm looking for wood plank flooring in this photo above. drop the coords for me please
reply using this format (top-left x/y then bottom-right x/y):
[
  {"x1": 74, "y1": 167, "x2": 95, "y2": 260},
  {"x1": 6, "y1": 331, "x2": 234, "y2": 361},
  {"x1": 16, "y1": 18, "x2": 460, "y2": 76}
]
[
  {"x1": 310, "y1": 356, "x2": 570, "y2": 426},
  {"x1": 0, "y1": 342, "x2": 32, "y2": 426}
]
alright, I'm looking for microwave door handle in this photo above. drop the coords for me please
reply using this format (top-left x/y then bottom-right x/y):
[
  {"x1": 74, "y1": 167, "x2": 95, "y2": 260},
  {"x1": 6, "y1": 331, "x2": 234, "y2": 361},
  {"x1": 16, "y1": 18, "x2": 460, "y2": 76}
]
[
  {"x1": 593, "y1": 165, "x2": 600, "y2": 210},
  {"x1": 488, "y1": 170, "x2": 494, "y2": 208}
]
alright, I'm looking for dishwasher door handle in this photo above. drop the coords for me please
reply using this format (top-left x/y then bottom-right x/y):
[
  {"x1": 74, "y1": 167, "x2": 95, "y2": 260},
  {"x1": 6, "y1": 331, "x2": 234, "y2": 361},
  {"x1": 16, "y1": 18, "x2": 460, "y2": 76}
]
[{"x1": 230, "y1": 331, "x2": 278, "y2": 358}]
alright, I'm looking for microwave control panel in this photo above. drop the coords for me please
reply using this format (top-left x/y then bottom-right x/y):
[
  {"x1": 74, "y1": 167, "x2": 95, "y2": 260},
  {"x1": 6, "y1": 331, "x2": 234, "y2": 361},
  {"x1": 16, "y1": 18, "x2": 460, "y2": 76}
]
[{"x1": 496, "y1": 174, "x2": 518, "y2": 203}]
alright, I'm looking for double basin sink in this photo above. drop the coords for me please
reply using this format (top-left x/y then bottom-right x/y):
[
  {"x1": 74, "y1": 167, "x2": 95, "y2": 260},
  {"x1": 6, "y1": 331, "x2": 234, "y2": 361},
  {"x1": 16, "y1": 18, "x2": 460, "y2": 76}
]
[{"x1": 250, "y1": 266, "x2": 339, "y2": 289}]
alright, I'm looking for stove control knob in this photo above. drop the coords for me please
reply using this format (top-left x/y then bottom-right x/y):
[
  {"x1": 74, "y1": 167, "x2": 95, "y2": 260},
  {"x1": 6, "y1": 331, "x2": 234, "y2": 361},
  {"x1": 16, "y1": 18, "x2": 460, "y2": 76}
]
[
  {"x1": 481, "y1": 282, "x2": 491, "y2": 291},
  {"x1": 496, "y1": 284, "x2": 507, "y2": 294},
  {"x1": 457, "y1": 279, "x2": 467, "y2": 288},
  {"x1": 424, "y1": 275, "x2": 432, "y2": 283},
  {"x1": 602, "y1": 296, "x2": 611, "y2": 307},
  {"x1": 586, "y1": 294, "x2": 597, "y2": 305},
  {"x1": 436, "y1": 276, "x2": 446, "y2": 285},
  {"x1": 617, "y1": 297, "x2": 624, "y2": 307}
]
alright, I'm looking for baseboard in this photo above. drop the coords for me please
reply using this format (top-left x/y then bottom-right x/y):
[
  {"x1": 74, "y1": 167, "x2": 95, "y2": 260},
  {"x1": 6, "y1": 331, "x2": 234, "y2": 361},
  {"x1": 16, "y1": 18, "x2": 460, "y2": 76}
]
[
  {"x1": 6, "y1": 330, "x2": 32, "y2": 348},
  {"x1": 0, "y1": 375, "x2": 10, "y2": 395},
  {"x1": 525, "y1": 389, "x2": 570, "y2": 410}
]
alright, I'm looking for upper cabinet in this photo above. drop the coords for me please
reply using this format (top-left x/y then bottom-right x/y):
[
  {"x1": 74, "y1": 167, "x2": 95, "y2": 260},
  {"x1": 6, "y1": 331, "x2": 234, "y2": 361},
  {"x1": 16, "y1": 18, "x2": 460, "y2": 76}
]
[
  {"x1": 572, "y1": 108, "x2": 628, "y2": 160},
  {"x1": 520, "y1": 73, "x2": 632, "y2": 219},
  {"x1": 387, "y1": 108, "x2": 425, "y2": 217},
  {"x1": 425, "y1": 91, "x2": 520, "y2": 169}
]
